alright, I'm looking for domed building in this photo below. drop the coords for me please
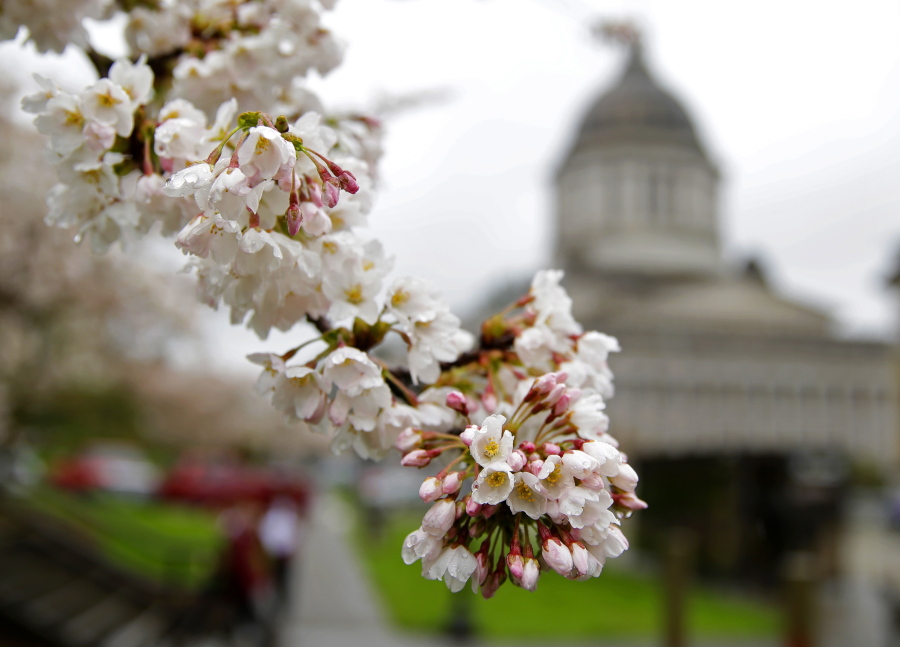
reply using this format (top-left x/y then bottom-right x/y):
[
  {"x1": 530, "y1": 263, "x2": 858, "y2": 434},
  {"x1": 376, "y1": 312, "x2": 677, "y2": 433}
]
[{"x1": 548, "y1": 37, "x2": 899, "y2": 580}]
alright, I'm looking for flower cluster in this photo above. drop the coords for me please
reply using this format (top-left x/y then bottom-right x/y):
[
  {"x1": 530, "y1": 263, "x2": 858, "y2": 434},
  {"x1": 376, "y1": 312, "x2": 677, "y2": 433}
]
[
  {"x1": 12, "y1": 0, "x2": 645, "y2": 596},
  {"x1": 398, "y1": 271, "x2": 645, "y2": 595},
  {"x1": 125, "y1": 0, "x2": 342, "y2": 116},
  {"x1": 22, "y1": 59, "x2": 172, "y2": 252},
  {"x1": 0, "y1": 0, "x2": 111, "y2": 53}
]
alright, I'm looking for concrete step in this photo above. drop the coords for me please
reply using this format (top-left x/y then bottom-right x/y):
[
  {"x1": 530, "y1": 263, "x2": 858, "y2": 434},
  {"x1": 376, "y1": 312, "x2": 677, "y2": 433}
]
[
  {"x1": 61, "y1": 588, "x2": 143, "y2": 646},
  {"x1": 23, "y1": 577, "x2": 107, "y2": 628},
  {"x1": 100, "y1": 603, "x2": 169, "y2": 647}
]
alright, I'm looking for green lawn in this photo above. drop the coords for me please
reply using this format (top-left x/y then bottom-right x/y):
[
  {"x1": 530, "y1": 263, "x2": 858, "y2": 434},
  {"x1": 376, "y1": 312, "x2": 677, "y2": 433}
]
[
  {"x1": 22, "y1": 486, "x2": 224, "y2": 590},
  {"x1": 355, "y1": 510, "x2": 779, "y2": 641}
]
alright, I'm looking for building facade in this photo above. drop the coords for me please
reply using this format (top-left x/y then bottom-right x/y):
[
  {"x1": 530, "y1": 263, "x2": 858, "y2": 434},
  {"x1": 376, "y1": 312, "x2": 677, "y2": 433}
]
[{"x1": 552, "y1": 40, "x2": 899, "y2": 578}]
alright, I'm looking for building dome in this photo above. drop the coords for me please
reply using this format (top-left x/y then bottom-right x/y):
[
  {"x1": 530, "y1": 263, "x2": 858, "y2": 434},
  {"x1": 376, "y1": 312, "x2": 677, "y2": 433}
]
[
  {"x1": 575, "y1": 44, "x2": 707, "y2": 156},
  {"x1": 555, "y1": 40, "x2": 721, "y2": 278}
]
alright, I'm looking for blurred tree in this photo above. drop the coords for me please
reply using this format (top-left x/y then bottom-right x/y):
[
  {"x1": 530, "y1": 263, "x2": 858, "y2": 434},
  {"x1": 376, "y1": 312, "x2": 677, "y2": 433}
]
[{"x1": 0, "y1": 82, "x2": 318, "y2": 461}]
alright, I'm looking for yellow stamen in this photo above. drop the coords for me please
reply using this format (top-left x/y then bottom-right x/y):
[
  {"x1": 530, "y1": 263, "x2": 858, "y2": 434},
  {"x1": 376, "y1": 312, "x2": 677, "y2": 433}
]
[
  {"x1": 486, "y1": 472, "x2": 507, "y2": 488},
  {"x1": 516, "y1": 481, "x2": 535, "y2": 502},
  {"x1": 546, "y1": 464, "x2": 562, "y2": 486},
  {"x1": 483, "y1": 439, "x2": 500, "y2": 459},
  {"x1": 65, "y1": 110, "x2": 84, "y2": 127},
  {"x1": 97, "y1": 90, "x2": 121, "y2": 108},
  {"x1": 344, "y1": 284, "x2": 364, "y2": 304}
]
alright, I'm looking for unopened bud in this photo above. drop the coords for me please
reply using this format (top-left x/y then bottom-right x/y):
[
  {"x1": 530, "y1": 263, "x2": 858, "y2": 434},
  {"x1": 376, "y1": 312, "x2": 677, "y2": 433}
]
[
  {"x1": 422, "y1": 498, "x2": 456, "y2": 536},
  {"x1": 419, "y1": 477, "x2": 442, "y2": 502},
  {"x1": 322, "y1": 178, "x2": 340, "y2": 208},
  {"x1": 337, "y1": 170, "x2": 359, "y2": 193},
  {"x1": 395, "y1": 427, "x2": 422, "y2": 453},
  {"x1": 507, "y1": 552, "x2": 525, "y2": 581},
  {"x1": 401, "y1": 449, "x2": 431, "y2": 467},
  {"x1": 464, "y1": 495, "x2": 482, "y2": 517},
  {"x1": 507, "y1": 449, "x2": 527, "y2": 472},
  {"x1": 542, "y1": 536, "x2": 574, "y2": 576},
  {"x1": 480, "y1": 569, "x2": 504, "y2": 599},
  {"x1": 285, "y1": 202, "x2": 302, "y2": 236},
  {"x1": 527, "y1": 373, "x2": 557, "y2": 401},
  {"x1": 520, "y1": 557, "x2": 540, "y2": 591},
  {"x1": 613, "y1": 491, "x2": 649, "y2": 512},
  {"x1": 473, "y1": 549, "x2": 490, "y2": 587},
  {"x1": 611, "y1": 463, "x2": 639, "y2": 492},
  {"x1": 445, "y1": 390, "x2": 469, "y2": 415},
  {"x1": 481, "y1": 504, "x2": 499, "y2": 519},
  {"x1": 542, "y1": 443, "x2": 562, "y2": 456},
  {"x1": 307, "y1": 180, "x2": 324, "y2": 208},
  {"x1": 571, "y1": 542, "x2": 590, "y2": 579},
  {"x1": 552, "y1": 392, "x2": 573, "y2": 417},
  {"x1": 442, "y1": 472, "x2": 463, "y2": 495},
  {"x1": 545, "y1": 383, "x2": 566, "y2": 407},
  {"x1": 526, "y1": 459, "x2": 544, "y2": 476}
]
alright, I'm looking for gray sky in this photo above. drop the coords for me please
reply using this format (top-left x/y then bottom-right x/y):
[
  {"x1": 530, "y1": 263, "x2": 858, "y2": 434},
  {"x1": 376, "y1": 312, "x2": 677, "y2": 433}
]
[
  {"x1": 5, "y1": 0, "x2": 900, "y2": 373},
  {"x1": 318, "y1": 0, "x2": 900, "y2": 338}
]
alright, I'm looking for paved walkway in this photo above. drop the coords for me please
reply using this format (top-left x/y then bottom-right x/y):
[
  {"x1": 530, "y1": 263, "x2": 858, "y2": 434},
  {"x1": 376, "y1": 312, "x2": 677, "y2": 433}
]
[
  {"x1": 276, "y1": 491, "x2": 782, "y2": 647},
  {"x1": 277, "y1": 492, "x2": 432, "y2": 647}
]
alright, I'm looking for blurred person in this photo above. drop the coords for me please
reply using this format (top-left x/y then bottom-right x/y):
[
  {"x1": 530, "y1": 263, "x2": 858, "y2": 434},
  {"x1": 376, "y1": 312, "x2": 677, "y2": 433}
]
[
  {"x1": 219, "y1": 499, "x2": 274, "y2": 639},
  {"x1": 259, "y1": 495, "x2": 302, "y2": 605}
]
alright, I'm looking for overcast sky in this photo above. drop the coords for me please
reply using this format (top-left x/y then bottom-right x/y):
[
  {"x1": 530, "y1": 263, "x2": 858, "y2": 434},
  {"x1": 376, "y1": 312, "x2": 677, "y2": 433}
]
[{"x1": 5, "y1": 0, "x2": 900, "y2": 374}]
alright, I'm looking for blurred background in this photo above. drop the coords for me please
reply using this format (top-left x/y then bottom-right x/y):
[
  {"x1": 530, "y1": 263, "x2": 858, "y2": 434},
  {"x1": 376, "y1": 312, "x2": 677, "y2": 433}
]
[{"x1": 0, "y1": 0, "x2": 899, "y2": 646}]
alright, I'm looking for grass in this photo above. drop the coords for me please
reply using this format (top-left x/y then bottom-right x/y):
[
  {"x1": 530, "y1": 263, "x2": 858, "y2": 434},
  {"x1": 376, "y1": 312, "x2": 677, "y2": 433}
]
[
  {"x1": 22, "y1": 486, "x2": 224, "y2": 590},
  {"x1": 355, "y1": 509, "x2": 779, "y2": 641}
]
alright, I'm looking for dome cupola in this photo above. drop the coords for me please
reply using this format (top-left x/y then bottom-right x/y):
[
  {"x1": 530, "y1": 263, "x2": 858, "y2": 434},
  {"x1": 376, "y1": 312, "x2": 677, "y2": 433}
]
[{"x1": 555, "y1": 36, "x2": 721, "y2": 278}]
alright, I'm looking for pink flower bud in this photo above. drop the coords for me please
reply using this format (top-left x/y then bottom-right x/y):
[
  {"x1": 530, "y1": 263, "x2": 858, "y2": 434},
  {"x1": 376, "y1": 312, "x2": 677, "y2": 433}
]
[
  {"x1": 442, "y1": 472, "x2": 463, "y2": 495},
  {"x1": 507, "y1": 450, "x2": 527, "y2": 472},
  {"x1": 542, "y1": 536, "x2": 574, "y2": 576},
  {"x1": 481, "y1": 504, "x2": 499, "y2": 519},
  {"x1": 526, "y1": 459, "x2": 544, "y2": 476},
  {"x1": 468, "y1": 518, "x2": 485, "y2": 537},
  {"x1": 445, "y1": 390, "x2": 469, "y2": 414},
  {"x1": 337, "y1": 170, "x2": 359, "y2": 193},
  {"x1": 519, "y1": 441, "x2": 535, "y2": 454},
  {"x1": 520, "y1": 557, "x2": 540, "y2": 591},
  {"x1": 545, "y1": 383, "x2": 566, "y2": 407},
  {"x1": 611, "y1": 463, "x2": 639, "y2": 492},
  {"x1": 473, "y1": 549, "x2": 490, "y2": 587},
  {"x1": 464, "y1": 495, "x2": 482, "y2": 517},
  {"x1": 542, "y1": 443, "x2": 562, "y2": 456},
  {"x1": 419, "y1": 477, "x2": 442, "y2": 502},
  {"x1": 401, "y1": 449, "x2": 431, "y2": 467},
  {"x1": 455, "y1": 500, "x2": 465, "y2": 520},
  {"x1": 528, "y1": 373, "x2": 557, "y2": 400},
  {"x1": 480, "y1": 568, "x2": 506, "y2": 599},
  {"x1": 322, "y1": 178, "x2": 340, "y2": 208},
  {"x1": 482, "y1": 391, "x2": 497, "y2": 413},
  {"x1": 613, "y1": 492, "x2": 649, "y2": 511},
  {"x1": 395, "y1": 427, "x2": 422, "y2": 453},
  {"x1": 422, "y1": 498, "x2": 456, "y2": 536},
  {"x1": 571, "y1": 542, "x2": 590, "y2": 578},
  {"x1": 552, "y1": 392, "x2": 573, "y2": 417},
  {"x1": 285, "y1": 202, "x2": 303, "y2": 236},
  {"x1": 307, "y1": 180, "x2": 324, "y2": 207},
  {"x1": 507, "y1": 552, "x2": 525, "y2": 581}
]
